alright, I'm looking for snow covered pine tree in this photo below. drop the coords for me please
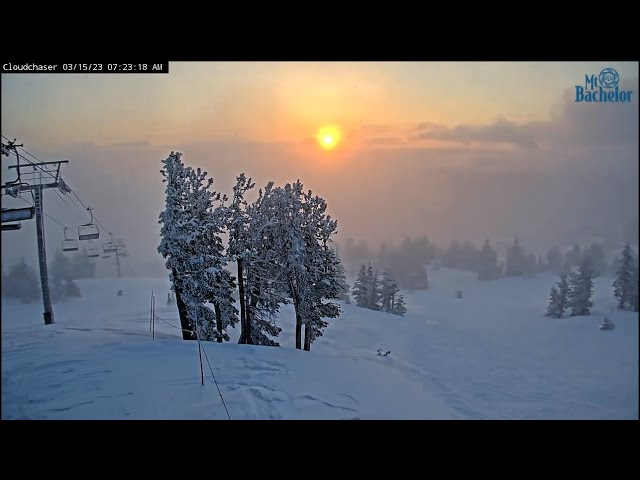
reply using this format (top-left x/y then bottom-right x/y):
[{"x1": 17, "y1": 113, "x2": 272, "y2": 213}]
[
  {"x1": 366, "y1": 263, "x2": 382, "y2": 310},
  {"x1": 158, "y1": 152, "x2": 238, "y2": 341},
  {"x1": 380, "y1": 270, "x2": 399, "y2": 312},
  {"x1": 568, "y1": 255, "x2": 596, "y2": 317},
  {"x1": 613, "y1": 243, "x2": 638, "y2": 312},
  {"x1": 257, "y1": 181, "x2": 341, "y2": 350},
  {"x1": 333, "y1": 252, "x2": 350, "y2": 301},
  {"x1": 241, "y1": 182, "x2": 287, "y2": 346},
  {"x1": 226, "y1": 173, "x2": 258, "y2": 344},
  {"x1": 477, "y1": 239, "x2": 501, "y2": 281},
  {"x1": 50, "y1": 249, "x2": 82, "y2": 303},
  {"x1": 393, "y1": 294, "x2": 407, "y2": 316},
  {"x1": 545, "y1": 285, "x2": 561, "y2": 318},
  {"x1": 600, "y1": 316, "x2": 615, "y2": 331},
  {"x1": 352, "y1": 265, "x2": 369, "y2": 308},
  {"x1": 301, "y1": 198, "x2": 342, "y2": 350},
  {"x1": 546, "y1": 274, "x2": 569, "y2": 318}
]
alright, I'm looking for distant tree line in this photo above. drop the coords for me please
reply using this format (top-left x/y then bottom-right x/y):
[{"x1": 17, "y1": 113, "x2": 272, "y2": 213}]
[
  {"x1": 338, "y1": 235, "x2": 619, "y2": 283},
  {"x1": 1, "y1": 259, "x2": 40, "y2": 303},
  {"x1": 1, "y1": 249, "x2": 92, "y2": 303},
  {"x1": 546, "y1": 243, "x2": 638, "y2": 318},
  {"x1": 352, "y1": 265, "x2": 406, "y2": 316}
]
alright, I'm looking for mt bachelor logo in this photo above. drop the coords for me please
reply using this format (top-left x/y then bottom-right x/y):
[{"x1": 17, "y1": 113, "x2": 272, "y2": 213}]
[{"x1": 575, "y1": 68, "x2": 633, "y2": 103}]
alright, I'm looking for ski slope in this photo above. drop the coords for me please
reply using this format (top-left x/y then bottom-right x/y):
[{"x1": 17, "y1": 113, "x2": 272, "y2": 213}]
[{"x1": 2, "y1": 268, "x2": 637, "y2": 419}]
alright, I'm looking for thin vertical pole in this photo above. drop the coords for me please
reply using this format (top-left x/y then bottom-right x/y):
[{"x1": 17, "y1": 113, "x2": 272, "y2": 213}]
[
  {"x1": 150, "y1": 291, "x2": 153, "y2": 332},
  {"x1": 152, "y1": 292, "x2": 155, "y2": 340}
]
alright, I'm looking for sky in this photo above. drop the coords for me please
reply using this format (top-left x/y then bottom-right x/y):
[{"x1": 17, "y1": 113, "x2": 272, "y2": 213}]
[{"x1": 1, "y1": 62, "x2": 638, "y2": 276}]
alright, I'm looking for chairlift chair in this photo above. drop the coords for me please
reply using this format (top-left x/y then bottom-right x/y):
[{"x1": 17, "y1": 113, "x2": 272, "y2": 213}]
[
  {"x1": 103, "y1": 242, "x2": 118, "y2": 253},
  {"x1": 62, "y1": 228, "x2": 79, "y2": 252},
  {"x1": 78, "y1": 207, "x2": 100, "y2": 240},
  {"x1": 87, "y1": 247, "x2": 100, "y2": 258},
  {"x1": 1, "y1": 223, "x2": 21, "y2": 231}
]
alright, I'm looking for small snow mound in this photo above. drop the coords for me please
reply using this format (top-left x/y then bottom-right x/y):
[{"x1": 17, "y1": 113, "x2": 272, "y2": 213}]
[{"x1": 600, "y1": 316, "x2": 615, "y2": 331}]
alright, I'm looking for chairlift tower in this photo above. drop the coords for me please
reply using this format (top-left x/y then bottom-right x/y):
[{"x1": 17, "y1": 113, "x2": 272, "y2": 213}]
[
  {"x1": 104, "y1": 234, "x2": 128, "y2": 278},
  {"x1": 4, "y1": 142, "x2": 69, "y2": 325}
]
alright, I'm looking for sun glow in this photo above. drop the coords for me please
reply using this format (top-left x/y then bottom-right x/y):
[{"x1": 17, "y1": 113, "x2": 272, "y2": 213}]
[{"x1": 316, "y1": 125, "x2": 342, "y2": 150}]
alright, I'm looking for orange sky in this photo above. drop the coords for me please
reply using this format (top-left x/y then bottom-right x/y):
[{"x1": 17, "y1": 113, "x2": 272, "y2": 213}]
[{"x1": 3, "y1": 62, "x2": 637, "y2": 152}]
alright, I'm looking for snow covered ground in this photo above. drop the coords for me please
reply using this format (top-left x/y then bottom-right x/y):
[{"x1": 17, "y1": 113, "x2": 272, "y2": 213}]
[{"x1": 2, "y1": 268, "x2": 637, "y2": 419}]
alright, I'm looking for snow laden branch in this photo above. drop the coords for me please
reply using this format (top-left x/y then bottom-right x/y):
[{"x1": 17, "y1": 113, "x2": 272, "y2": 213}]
[{"x1": 158, "y1": 152, "x2": 238, "y2": 342}]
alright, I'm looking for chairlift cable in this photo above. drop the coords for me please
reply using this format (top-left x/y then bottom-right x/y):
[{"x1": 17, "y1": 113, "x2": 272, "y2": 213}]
[
  {"x1": 12, "y1": 195, "x2": 70, "y2": 230},
  {"x1": 3, "y1": 134, "x2": 119, "y2": 242}
]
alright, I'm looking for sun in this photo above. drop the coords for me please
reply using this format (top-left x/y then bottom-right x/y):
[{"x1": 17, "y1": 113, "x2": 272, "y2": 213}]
[{"x1": 316, "y1": 125, "x2": 342, "y2": 150}]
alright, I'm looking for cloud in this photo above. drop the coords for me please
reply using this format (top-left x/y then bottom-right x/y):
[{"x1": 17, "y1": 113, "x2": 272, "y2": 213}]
[
  {"x1": 409, "y1": 79, "x2": 638, "y2": 153},
  {"x1": 368, "y1": 137, "x2": 405, "y2": 145},
  {"x1": 412, "y1": 118, "x2": 540, "y2": 150},
  {"x1": 415, "y1": 121, "x2": 446, "y2": 131}
]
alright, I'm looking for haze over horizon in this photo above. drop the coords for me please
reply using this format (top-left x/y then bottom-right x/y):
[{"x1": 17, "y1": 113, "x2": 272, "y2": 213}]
[{"x1": 2, "y1": 62, "x2": 638, "y2": 276}]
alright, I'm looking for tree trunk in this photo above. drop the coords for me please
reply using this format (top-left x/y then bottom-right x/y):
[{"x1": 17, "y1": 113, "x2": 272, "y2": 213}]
[
  {"x1": 237, "y1": 258, "x2": 247, "y2": 344},
  {"x1": 290, "y1": 280, "x2": 302, "y2": 349},
  {"x1": 303, "y1": 322, "x2": 311, "y2": 351},
  {"x1": 295, "y1": 313, "x2": 302, "y2": 350},
  {"x1": 243, "y1": 263, "x2": 255, "y2": 345},
  {"x1": 172, "y1": 269, "x2": 193, "y2": 341},
  {"x1": 247, "y1": 287, "x2": 259, "y2": 345},
  {"x1": 214, "y1": 302, "x2": 223, "y2": 343}
]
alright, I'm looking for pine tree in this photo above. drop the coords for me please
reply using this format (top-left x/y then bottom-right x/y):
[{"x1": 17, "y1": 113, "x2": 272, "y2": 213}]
[
  {"x1": 380, "y1": 270, "x2": 400, "y2": 312},
  {"x1": 366, "y1": 264, "x2": 381, "y2": 310},
  {"x1": 158, "y1": 151, "x2": 238, "y2": 341},
  {"x1": 167, "y1": 291, "x2": 173, "y2": 306},
  {"x1": 191, "y1": 167, "x2": 238, "y2": 343},
  {"x1": 255, "y1": 181, "x2": 340, "y2": 350},
  {"x1": 568, "y1": 255, "x2": 595, "y2": 317},
  {"x1": 2, "y1": 258, "x2": 39, "y2": 303},
  {"x1": 460, "y1": 241, "x2": 480, "y2": 272},
  {"x1": 631, "y1": 262, "x2": 639, "y2": 312},
  {"x1": 382, "y1": 244, "x2": 429, "y2": 291},
  {"x1": 242, "y1": 185, "x2": 288, "y2": 346},
  {"x1": 546, "y1": 246, "x2": 563, "y2": 274},
  {"x1": 332, "y1": 253, "x2": 350, "y2": 301},
  {"x1": 600, "y1": 316, "x2": 615, "y2": 331},
  {"x1": 557, "y1": 274, "x2": 570, "y2": 316},
  {"x1": 352, "y1": 264, "x2": 369, "y2": 307},
  {"x1": 226, "y1": 173, "x2": 256, "y2": 344},
  {"x1": 505, "y1": 237, "x2": 526, "y2": 277},
  {"x1": 477, "y1": 239, "x2": 501, "y2": 280},
  {"x1": 393, "y1": 294, "x2": 407, "y2": 316},
  {"x1": 443, "y1": 240, "x2": 462, "y2": 269},
  {"x1": 613, "y1": 243, "x2": 638, "y2": 311},
  {"x1": 158, "y1": 152, "x2": 195, "y2": 339},
  {"x1": 546, "y1": 274, "x2": 569, "y2": 318},
  {"x1": 301, "y1": 190, "x2": 341, "y2": 351},
  {"x1": 584, "y1": 242, "x2": 605, "y2": 277},
  {"x1": 50, "y1": 249, "x2": 82, "y2": 302},
  {"x1": 545, "y1": 285, "x2": 561, "y2": 318}
]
